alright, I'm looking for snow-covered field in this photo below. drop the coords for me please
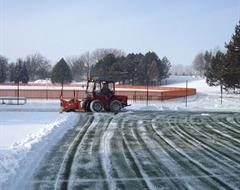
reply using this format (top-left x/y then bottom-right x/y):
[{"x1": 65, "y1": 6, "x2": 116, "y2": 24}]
[
  {"x1": 0, "y1": 76, "x2": 239, "y2": 190},
  {"x1": 0, "y1": 112, "x2": 60, "y2": 148},
  {"x1": 129, "y1": 76, "x2": 240, "y2": 112}
]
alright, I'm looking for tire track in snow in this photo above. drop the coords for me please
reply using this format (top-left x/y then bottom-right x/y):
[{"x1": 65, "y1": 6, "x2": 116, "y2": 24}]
[
  {"x1": 99, "y1": 116, "x2": 115, "y2": 190},
  {"x1": 188, "y1": 116, "x2": 240, "y2": 155},
  {"x1": 68, "y1": 114, "x2": 112, "y2": 190},
  {"x1": 120, "y1": 117, "x2": 154, "y2": 190},
  {"x1": 206, "y1": 117, "x2": 240, "y2": 145},
  {"x1": 167, "y1": 116, "x2": 240, "y2": 188},
  {"x1": 191, "y1": 116, "x2": 240, "y2": 162},
  {"x1": 53, "y1": 115, "x2": 94, "y2": 190},
  {"x1": 30, "y1": 111, "x2": 240, "y2": 190},
  {"x1": 156, "y1": 113, "x2": 240, "y2": 164},
  {"x1": 219, "y1": 117, "x2": 240, "y2": 135},
  {"x1": 187, "y1": 115, "x2": 240, "y2": 162},
  {"x1": 129, "y1": 118, "x2": 186, "y2": 189},
  {"x1": 106, "y1": 117, "x2": 148, "y2": 190},
  {"x1": 150, "y1": 114, "x2": 234, "y2": 190},
  {"x1": 173, "y1": 114, "x2": 240, "y2": 165},
  {"x1": 149, "y1": 115, "x2": 223, "y2": 189}
]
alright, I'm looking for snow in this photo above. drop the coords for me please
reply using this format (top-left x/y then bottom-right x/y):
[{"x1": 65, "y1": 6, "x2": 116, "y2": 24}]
[
  {"x1": 0, "y1": 112, "x2": 60, "y2": 148},
  {"x1": 0, "y1": 85, "x2": 84, "y2": 90},
  {"x1": 32, "y1": 79, "x2": 51, "y2": 84},
  {"x1": 128, "y1": 76, "x2": 240, "y2": 112},
  {"x1": 0, "y1": 101, "x2": 79, "y2": 189}
]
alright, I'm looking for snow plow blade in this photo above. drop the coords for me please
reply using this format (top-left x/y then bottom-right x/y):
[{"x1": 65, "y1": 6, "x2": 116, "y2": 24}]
[{"x1": 60, "y1": 97, "x2": 83, "y2": 112}]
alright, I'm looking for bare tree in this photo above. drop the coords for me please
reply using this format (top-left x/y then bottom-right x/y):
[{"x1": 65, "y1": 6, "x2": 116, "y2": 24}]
[
  {"x1": 25, "y1": 53, "x2": 51, "y2": 81},
  {"x1": 80, "y1": 52, "x2": 92, "y2": 79},
  {"x1": 66, "y1": 56, "x2": 86, "y2": 81},
  {"x1": 170, "y1": 64, "x2": 194, "y2": 76},
  {"x1": 170, "y1": 64, "x2": 184, "y2": 75},
  {"x1": 92, "y1": 48, "x2": 125, "y2": 63},
  {"x1": 192, "y1": 52, "x2": 205, "y2": 76}
]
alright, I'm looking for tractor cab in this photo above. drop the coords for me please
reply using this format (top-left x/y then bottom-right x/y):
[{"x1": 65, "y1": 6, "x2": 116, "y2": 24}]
[{"x1": 86, "y1": 80, "x2": 115, "y2": 97}]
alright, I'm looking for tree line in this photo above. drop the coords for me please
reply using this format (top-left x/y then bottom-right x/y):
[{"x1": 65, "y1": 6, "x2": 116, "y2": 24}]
[
  {"x1": 0, "y1": 48, "x2": 125, "y2": 83},
  {"x1": 193, "y1": 21, "x2": 240, "y2": 92},
  {"x1": 0, "y1": 49, "x2": 171, "y2": 85},
  {"x1": 0, "y1": 54, "x2": 51, "y2": 83},
  {"x1": 90, "y1": 52, "x2": 171, "y2": 85}
]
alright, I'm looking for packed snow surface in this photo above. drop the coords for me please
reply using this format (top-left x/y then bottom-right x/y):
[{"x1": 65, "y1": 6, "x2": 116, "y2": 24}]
[{"x1": 9, "y1": 111, "x2": 240, "y2": 190}]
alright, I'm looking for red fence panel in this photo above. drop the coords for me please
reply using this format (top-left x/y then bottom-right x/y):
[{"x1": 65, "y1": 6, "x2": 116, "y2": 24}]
[{"x1": 0, "y1": 84, "x2": 196, "y2": 100}]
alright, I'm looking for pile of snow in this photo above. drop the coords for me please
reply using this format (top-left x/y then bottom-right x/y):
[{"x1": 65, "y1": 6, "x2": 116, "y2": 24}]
[
  {"x1": 32, "y1": 78, "x2": 51, "y2": 84},
  {"x1": 0, "y1": 109, "x2": 79, "y2": 189}
]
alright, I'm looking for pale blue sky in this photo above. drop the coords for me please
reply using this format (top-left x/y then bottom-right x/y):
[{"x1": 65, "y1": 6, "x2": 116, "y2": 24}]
[{"x1": 0, "y1": 0, "x2": 239, "y2": 65}]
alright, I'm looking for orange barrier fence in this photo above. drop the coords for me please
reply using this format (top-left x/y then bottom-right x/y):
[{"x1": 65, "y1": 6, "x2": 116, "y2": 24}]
[{"x1": 0, "y1": 84, "x2": 196, "y2": 101}]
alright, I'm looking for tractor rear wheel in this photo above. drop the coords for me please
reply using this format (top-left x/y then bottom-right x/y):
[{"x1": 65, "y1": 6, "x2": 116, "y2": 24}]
[
  {"x1": 110, "y1": 100, "x2": 122, "y2": 112},
  {"x1": 90, "y1": 100, "x2": 103, "y2": 112}
]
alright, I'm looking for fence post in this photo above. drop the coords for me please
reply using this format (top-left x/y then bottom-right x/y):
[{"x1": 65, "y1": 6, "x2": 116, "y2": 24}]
[
  {"x1": 17, "y1": 82, "x2": 19, "y2": 105},
  {"x1": 220, "y1": 84, "x2": 223, "y2": 105},
  {"x1": 134, "y1": 91, "x2": 136, "y2": 102},
  {"x1": 185, "y1": 80, "x2": 188, "y2": 107},
  {"x1": 46, "y1": 84, "x2": 48, "y2": 100},
  {"x1": 146, "y1": 81, "x2": 149, "y2": 106}
]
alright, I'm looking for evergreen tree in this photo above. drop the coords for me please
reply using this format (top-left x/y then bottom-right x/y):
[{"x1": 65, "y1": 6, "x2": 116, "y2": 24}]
[
  {"x1": 224, "y1": 20, "x2": 240, "y2": 89},
  {"x1": 0, "y1": 55, "x2": 8, "y2": 82},
  {"x1": 121, "y1": 53, "x2": 143, "y2": 85},
  {"x1": 51, "y1": 58, "x2": 73, "y2": 83},
  {"x1": 91, "y1": 54, "x2": 118, "y2": 78},
  {"x1": 91, "y1": 52, "x2": 171, "y2": 85},
  {"x1": 137, "y1": 52, "x2": 157, "y2": 85},
  {"x1": 159, "y1": 56, "x2": 171, "y2": 81},
  {"x1": 140, "y1": 52, "x2": 170, "y2": 85},
  {"x1": 205, "y1": 50, "x2": 226, "y2": 86}
]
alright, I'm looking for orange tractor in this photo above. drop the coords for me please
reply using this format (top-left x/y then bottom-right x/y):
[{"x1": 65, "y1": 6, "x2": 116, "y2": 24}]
[{"x1": 60, "y1": 79, "x2": 129, "y2": 112}]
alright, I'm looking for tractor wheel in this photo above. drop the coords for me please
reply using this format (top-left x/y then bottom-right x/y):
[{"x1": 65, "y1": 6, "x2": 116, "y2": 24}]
[
  {"x1": 110, "y1": 100, "x2": 122, "y2": 112},
  {"x1": 90, "y1": 100, "x2": 103, "y2": 112}
]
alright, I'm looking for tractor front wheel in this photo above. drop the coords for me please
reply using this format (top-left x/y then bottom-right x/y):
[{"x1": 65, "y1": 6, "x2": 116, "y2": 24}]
[
  {"x1": 110, "y1": 100, "x2": 122, "y2": 112},
  {"x1": 90, "y1": 100, "x2": 103, "y2": 112}
]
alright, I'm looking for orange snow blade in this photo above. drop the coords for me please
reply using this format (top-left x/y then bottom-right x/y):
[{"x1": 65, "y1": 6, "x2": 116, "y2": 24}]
[{"x1": 60, "y1": 98, "x2": 83, "y2": 111}]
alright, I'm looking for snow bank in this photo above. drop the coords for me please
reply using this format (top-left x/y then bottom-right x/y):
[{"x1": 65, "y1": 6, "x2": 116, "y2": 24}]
[
  {"x1": 0, "y1": 112, "x2": 79, "y2": 189},
  {"x1": 0, "y1": 112, "x2": 60, "y2": 148},
  {"x1": 32, "y1": 79, "x2": 51, "y2": 84}
]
